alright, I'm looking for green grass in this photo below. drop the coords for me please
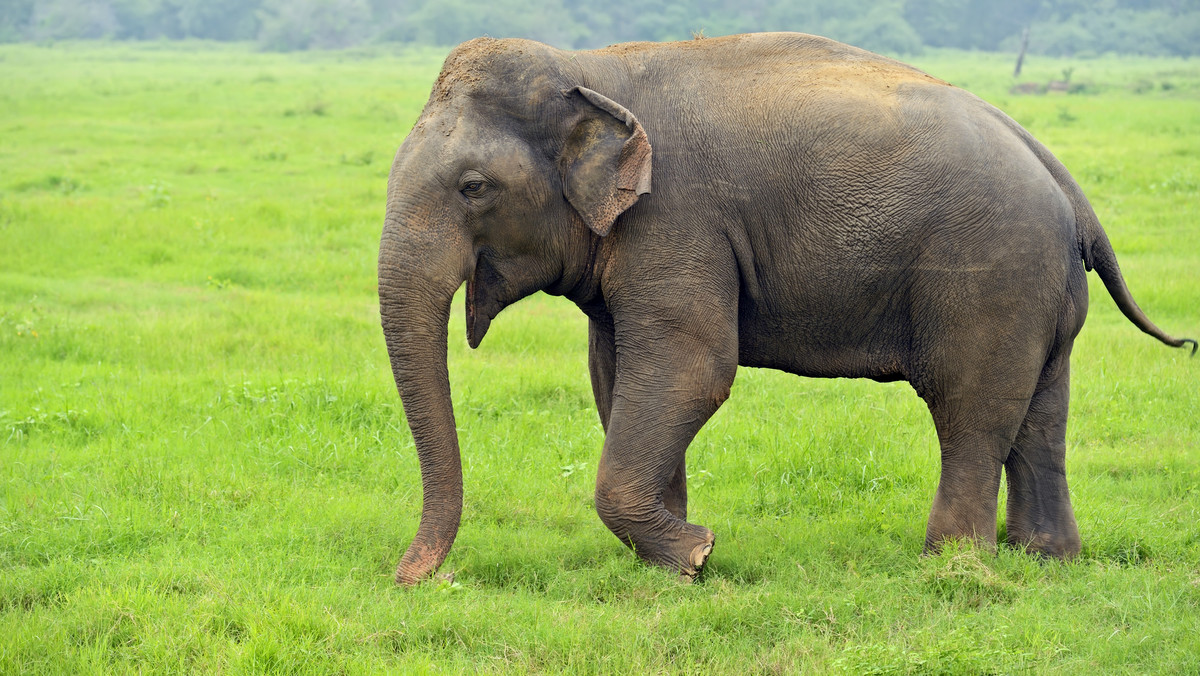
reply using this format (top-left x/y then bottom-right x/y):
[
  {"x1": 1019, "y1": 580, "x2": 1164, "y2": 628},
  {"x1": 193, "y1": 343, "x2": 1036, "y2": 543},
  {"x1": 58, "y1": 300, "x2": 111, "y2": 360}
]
[{"x1": 1, "y1": 41, "x2": 1198, "y2": 673}]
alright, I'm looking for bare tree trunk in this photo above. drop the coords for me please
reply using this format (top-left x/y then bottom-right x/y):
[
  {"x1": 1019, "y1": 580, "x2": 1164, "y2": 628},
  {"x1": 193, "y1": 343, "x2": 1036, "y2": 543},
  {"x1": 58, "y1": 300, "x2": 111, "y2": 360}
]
[{"x1": 1013, "y1": 26, "x2": 1031, "y2": 77}]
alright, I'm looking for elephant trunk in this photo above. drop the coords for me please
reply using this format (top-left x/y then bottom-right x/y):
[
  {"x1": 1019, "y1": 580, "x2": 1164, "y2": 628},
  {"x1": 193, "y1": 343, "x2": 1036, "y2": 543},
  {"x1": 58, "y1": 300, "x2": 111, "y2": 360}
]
[{"x1": 378, "y1": 203, "x2": 469, "y2": 586}]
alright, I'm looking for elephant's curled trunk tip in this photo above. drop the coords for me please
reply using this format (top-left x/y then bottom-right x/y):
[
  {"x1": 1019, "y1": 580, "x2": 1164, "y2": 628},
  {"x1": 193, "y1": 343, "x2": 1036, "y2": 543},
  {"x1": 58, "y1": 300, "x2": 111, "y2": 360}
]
[{"x1": 1183, "y1": 338, "x2": 1198, "y2": 357}]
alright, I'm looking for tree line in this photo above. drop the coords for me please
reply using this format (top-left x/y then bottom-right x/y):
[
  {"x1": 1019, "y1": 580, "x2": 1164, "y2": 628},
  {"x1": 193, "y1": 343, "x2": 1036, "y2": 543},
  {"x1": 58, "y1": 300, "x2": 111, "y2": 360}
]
[{"x1": 3, "y1": 0, "x2": 1198, "y2": 57}]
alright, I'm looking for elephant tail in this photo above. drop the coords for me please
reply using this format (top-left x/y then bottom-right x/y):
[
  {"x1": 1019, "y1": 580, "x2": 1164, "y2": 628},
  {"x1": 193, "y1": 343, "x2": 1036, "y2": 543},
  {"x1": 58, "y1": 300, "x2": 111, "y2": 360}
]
[
  {"x1": 1085, "y1": 222, "x2": 1197, "y2": 356},
  {"x1": 1004, "y1": 112, "x2": 1196, "y2": 356}
]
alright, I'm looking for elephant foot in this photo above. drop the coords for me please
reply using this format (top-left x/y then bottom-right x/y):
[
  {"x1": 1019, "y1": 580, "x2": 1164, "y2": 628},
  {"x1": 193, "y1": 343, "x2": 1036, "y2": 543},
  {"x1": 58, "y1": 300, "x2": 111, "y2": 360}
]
[
  {"x1": 596, "y1": 481, "x2": 716, "y2": 580},
  {"x1": 676, "y1": 530, "x2": 716, "y2": 583},
  {"x1": 1006, "y1": 527, "x2": 1080, "y2": 560},
  {"x1": 922, "y1": 533, "x2": 997, "y2": 558}
]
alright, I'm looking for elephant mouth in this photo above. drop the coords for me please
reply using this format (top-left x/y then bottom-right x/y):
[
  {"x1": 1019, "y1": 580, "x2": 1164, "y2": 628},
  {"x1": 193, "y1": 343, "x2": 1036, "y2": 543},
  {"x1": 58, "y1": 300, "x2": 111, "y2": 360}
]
[{"x1": 466, "y1": 253, "x2": 504, "y2": 349}]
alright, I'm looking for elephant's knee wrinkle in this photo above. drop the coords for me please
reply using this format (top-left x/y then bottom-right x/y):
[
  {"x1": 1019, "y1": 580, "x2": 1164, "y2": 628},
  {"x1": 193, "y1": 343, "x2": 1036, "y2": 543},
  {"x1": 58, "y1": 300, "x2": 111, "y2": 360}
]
[
  {"x1": 669, "y1": 355, "x2": 735, "y2": 412},
  {"x1": 594, "y1": 481, "x2": 680, "y2": 540},
  {"x1": 679, "y1": 373, "x2": 733, "y2": 416},
  {"x1": 594, "y1": 484, "x2": 634, "y2": 536},
  {"x1": 709, "y1": 381, "x2": 732, "y2": 409}
]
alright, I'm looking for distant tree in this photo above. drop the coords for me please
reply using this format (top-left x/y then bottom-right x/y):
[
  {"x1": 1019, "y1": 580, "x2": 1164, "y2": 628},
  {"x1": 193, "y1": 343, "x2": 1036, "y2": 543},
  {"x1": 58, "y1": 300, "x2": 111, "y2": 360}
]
[
  {"x1": 3, "y1": 0, "x2": 1197, "y2": 57},
  {"x1": 905, "y1": 0, "x2": 1044, "y2": 50},
  {"x1": 1029, "y1": 6, "x2": 1200, "y2": 55},
  {"x1": 107, "y1": 0, "x2": 181, "y2": 39},
  {"x1": 403, "y1": 0, "x2": 579, "y2": 48},
  {"x1": 0, "y1": 0, "x2": 36, "y2": 42},
  {"x1": 755, "y1": 0, "x2": 922, "y2": 53},
  {"x1": 27, "y1": 0, "x2": 120, "y2": 40},
  {"x1": 1013, "y1": 26, "x2": 1031, "y2": 75},
  {"x1": 257, "y1": 0, "x2": 372, "y2": 51},
  {"x1": 177, "y1": 0, "x2": 261, "y2": 40},
  {"x1": 829, "y1": 1, "x2": 925, "y2": 54},
  {"x1": 626, "y1": 2, "x2": 697, "y2": 42},
  {"x1": 367, "y1": 0, "x2": 418, "y2": 43},
  {"x1": 903, "y1": 0, "x2": 962, "y2": 44},
  {"x1": 1159, "y1": 9, "x2": 1200, "y2": 55}
]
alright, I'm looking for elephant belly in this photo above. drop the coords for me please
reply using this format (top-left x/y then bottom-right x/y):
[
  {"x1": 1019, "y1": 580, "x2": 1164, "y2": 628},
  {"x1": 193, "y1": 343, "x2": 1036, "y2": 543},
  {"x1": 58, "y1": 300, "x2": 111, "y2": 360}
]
[{"x1": 735, "y1": 286, "x2": 912, "y2": 383}]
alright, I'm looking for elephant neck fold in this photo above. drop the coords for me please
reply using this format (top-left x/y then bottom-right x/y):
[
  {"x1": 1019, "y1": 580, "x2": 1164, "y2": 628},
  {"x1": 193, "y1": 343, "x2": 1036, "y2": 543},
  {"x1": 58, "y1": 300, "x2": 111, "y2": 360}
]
[{"x1": 557, "y1": 225, "x2": 608, "y2": 308}]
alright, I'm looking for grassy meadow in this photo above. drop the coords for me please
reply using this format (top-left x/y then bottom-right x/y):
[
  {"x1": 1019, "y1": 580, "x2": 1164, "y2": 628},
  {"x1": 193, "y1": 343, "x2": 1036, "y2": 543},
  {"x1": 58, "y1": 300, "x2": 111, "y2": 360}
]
[{"x1": 1, "y1": 41, "x2": 1198, "y2": 673}]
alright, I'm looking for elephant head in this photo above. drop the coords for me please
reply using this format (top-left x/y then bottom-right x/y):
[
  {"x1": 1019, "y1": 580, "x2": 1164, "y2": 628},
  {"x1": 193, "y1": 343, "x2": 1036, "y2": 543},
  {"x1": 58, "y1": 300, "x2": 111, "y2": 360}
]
[{"x1": 378, "y1": 38, "x2": 652, "y2": 585}]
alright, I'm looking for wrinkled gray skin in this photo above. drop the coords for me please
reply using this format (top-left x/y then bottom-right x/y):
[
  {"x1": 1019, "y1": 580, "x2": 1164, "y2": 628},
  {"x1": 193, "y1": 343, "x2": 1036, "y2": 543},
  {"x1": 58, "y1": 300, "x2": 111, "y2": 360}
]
[{"x1": 379, "y1": 32, "x2": 1195, "y2": 585}]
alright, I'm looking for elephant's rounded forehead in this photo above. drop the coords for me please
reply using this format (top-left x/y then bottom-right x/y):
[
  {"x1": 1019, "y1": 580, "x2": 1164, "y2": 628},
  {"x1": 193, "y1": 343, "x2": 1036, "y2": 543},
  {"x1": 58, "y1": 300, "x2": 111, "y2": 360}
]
[
  {"x1": 396, "y1": 105, "x2": 532, "y2": 176},
  {"x1": 430, "y1": 37, "x2": 565, "y2": 102},
  {"x1": 411, "y1": 102, "x2": 499, "y2": 151}
]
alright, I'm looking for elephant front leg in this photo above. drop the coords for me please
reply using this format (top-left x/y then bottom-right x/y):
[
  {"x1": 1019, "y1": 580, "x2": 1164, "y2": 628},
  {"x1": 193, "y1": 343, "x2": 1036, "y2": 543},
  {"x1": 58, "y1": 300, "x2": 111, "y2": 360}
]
[
  {"x1": 591, "y1": 311, "x2": 688, "y2": 522},
  {"x1": 587, "y1": 313, "x2": 617, "y2": 431},
  {"x1": 662, "y1": 457, "x2": 687, "y2": 521},
  {"x1": 594, "y1": 327, "x2": 736, "y2": 581},
  {"x1": 595, "y1": 396, "x2": 720, "y2": 580}
]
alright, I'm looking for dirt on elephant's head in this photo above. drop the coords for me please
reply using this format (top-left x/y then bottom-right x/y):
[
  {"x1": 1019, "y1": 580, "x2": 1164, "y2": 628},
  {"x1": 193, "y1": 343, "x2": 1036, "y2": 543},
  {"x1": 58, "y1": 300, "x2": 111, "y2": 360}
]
[
  {"x1": 430, "y1": 37, "x2": 569, "y2": 103},
  {"x1": 414, "y1": 37, "x2": 579, "y2": 141}
]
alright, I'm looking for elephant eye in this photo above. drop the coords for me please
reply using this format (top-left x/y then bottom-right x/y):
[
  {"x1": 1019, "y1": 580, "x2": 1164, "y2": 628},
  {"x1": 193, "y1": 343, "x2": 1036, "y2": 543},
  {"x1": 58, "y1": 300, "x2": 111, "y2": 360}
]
[{"x1": 460, "y1": 180, "x2": 487, "y2": 197}]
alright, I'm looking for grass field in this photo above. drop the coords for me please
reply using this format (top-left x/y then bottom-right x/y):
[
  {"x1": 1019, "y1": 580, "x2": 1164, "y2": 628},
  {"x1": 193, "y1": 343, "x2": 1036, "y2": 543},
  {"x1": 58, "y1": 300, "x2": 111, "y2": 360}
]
[{"x1": 1, "y1": 41, "x2": 1198, "y2": 673}]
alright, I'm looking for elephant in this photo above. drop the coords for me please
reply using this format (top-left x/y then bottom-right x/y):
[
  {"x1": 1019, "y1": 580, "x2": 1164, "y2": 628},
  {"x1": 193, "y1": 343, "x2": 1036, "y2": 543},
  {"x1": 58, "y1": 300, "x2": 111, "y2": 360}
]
[{"x1": 378, "y1": 32, "x2": 1195, "y2": 585}]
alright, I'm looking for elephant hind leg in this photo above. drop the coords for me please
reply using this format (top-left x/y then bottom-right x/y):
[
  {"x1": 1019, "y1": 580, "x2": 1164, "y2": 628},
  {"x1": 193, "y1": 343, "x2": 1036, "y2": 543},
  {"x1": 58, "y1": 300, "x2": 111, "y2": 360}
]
[
  {"x1": 923, "y1": 407, "x2": 1018, "y2": 554},
  {"x1": 920, "y1": 361, "x2": 1041, "y2": 554},
  {"x1": 1003, "y1": 356, "x2": 1080, "y2": 559}
]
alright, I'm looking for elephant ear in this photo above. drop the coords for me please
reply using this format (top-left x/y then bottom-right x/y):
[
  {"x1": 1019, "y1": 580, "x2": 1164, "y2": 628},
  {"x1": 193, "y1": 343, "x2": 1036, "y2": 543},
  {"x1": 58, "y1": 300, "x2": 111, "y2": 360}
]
[{"x1": 559, "y1": 86, "x2": 652, "y2": 237}]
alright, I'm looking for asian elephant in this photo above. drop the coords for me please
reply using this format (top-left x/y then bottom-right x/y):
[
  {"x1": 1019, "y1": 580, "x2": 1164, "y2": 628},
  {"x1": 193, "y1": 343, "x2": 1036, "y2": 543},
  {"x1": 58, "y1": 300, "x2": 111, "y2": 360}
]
[{"x1": 378, "y1": 32, "x2": 1195, "y2": 585}]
